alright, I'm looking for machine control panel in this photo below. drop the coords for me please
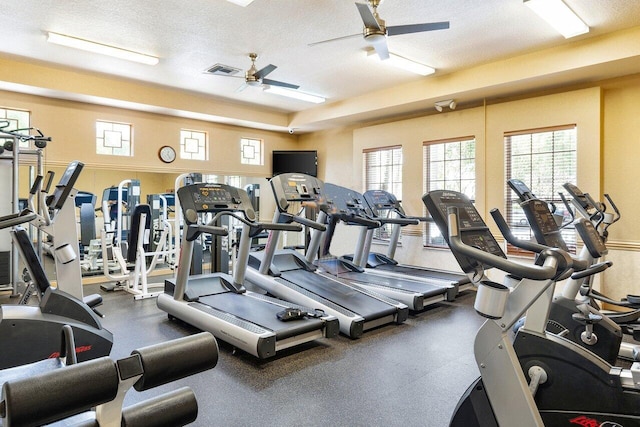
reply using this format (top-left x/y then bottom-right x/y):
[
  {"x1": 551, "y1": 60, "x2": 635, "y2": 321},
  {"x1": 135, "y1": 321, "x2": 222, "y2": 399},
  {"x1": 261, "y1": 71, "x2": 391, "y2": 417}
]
[
  {"x1": 563, "y1": 182, "x2": 592, "y2": 210},
  {"x1": 422, "y1": 190, "x2": 506, "y2": 274},
  {"x1": 177, "y1": 183, "x2": 256, "y2": 225},
  {"x1": 324, "y1": 183, "x2": 371, "y2": 217},
  {"x1": 574, "y1": 218, "x2": 608, "y2": 258},
  {"x1": 521, "y1": 199, "x2": 568, "y2": 251},
  {"x1": 507, "y1": 179, "x2": 536, "y2": 201},
  {"x1": 270, "y1": 173, "x2": 324, "y2": 210},
  {"x1": 363, "y1": 189, "x2": 397, "y2": 210}
]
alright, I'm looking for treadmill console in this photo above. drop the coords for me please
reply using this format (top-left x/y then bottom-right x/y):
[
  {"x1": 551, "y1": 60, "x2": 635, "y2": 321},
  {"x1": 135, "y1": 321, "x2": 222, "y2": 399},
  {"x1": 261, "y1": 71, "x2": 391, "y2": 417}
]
[
  {"x1": 422, "y1": 190, "x2": 506, "y2": 274},
  {"x1": 363, "y1": 189, "x2": 398, "y2": 211},
  {"x1": 324, "y1": 183, "x2": 371, "y2": 218},
  {"x1": 177, "y1": 183, "x2": 256, "y2": 225},
  {"x1": 520, "y1": 199, "x2": 568, "y2": 251},
  {"x1": 270, "y1": 173, "x2": 324, "y2": 211}
]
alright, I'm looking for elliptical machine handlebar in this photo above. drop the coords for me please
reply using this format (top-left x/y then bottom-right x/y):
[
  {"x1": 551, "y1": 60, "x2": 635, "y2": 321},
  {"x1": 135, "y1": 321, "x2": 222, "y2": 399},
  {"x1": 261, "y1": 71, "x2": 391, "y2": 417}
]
[
  {"x1": 447, "y1": 207, "x2": 569, "y2": 281},
  {"x1": 489, "y1": 207, "x2": 590, "y2": 273},
  {"x1": 0, "y1": 210, "x2": 38, "y2": 230}
]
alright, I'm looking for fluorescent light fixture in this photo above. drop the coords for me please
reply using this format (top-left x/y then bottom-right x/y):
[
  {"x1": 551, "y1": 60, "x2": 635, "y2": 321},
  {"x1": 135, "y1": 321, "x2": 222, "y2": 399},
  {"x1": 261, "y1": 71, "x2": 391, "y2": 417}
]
[
  {"x1": 366, "y1": 50, "x2": 435, "y2": 76},
  {"x1": 47, "y1": 32, "x2": 159, "y2": 65},
  {"x1": 524, "y1": 0, "x2": 589, "y2": 38},
  {"x1": 263, "y1": 85, "x2": 326, "y2": 104},
  {"x1": 225, "y1": 0, "x2": 255, "y2": 5}
]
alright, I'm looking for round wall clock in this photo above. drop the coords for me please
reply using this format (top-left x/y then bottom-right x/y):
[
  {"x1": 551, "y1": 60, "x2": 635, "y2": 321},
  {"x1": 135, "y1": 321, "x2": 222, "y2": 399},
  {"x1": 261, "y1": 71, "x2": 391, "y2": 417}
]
[{"x1": 159, "y1": 145, "x2": 176, "y2": 163}]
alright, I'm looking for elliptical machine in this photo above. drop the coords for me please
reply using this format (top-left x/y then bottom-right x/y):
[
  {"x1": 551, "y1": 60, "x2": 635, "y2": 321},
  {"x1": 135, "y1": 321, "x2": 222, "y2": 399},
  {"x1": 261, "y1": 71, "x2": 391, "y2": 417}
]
[
  {"x1": 505, "y1": 179, "x2": 639, "y2": 363},
  {"x1": 423, "y1": 190, "x2": 640, "y2": 426}
]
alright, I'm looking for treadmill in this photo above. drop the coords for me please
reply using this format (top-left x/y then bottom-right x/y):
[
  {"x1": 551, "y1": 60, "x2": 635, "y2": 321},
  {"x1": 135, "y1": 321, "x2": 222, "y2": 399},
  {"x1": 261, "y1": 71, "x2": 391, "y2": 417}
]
[
  {"x1": 352, "y1": 189, "x2": 471, "y2": 294},
  {"x1": 316, "y1": 183, "x2": 457, "y2": 310},
  {"x1": 245, "y1": 173, "x2": 408, "y2": 338},
  {"x1": 157, "y1": 182, "x2": 339, "y2": 358}
]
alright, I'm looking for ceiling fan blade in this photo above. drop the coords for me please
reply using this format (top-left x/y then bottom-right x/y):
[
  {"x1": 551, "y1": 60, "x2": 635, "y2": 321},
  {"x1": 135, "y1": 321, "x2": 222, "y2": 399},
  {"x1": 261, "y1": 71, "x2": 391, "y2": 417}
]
[
  {"x1": 235, "y1": 83, "x2": 248, "y2": 93},
  {"x1": 308, "y1": 33, "x2": 361, "y2": 47},
  {"x1": 262, "y1": 78, "x2": 300, "y2": 90},
  {"x1": 387, "y1": 21, "x2": 450, "y2": 36},
  {"x1": 254, "y1": 64, "x2": 277, "y2": 79},
  {"x1": 372, "y1": 39, "x2": 389, "y2": 60},
  {"x1": 355, "y1": 2, "x2": 382, "y2": 30}
]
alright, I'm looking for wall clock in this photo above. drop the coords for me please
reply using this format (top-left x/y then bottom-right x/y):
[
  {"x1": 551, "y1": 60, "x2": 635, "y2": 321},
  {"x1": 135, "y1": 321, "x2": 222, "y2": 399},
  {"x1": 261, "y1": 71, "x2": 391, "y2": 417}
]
[{"x1": 159, "y1": 145, "x2": 176, "y2": 163}]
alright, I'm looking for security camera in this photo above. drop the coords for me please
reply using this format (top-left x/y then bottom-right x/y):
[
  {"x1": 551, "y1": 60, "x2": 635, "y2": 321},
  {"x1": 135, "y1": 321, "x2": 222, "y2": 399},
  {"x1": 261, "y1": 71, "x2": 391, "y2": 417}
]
[{"x1": 288, "y1": 128, "x2": 295, "y2": 134}]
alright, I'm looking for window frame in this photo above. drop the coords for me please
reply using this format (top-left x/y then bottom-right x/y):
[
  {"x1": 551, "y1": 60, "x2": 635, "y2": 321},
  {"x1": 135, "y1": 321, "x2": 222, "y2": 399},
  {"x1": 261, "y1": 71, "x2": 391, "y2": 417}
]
[
  {"x1": 423, "y1": 136, "x2": 476, "y2": 248},
  {"x1": 363, "y1": 145, "x2": 403, "y2": 242},
  {"x1": 96, "y1": 120, "x2": 133, "y2": 157},
  {"x1": 240, "y1": 137, "x2": 264, "y2": 166},
  {"x1": 180, "y1": 129, "x2": 209, "y2": 161},
  {"x1": 504, "y1": 124, "x2": 577, "y2": 255},
  {"x1": 0, "y1": 107, "x2": 31, "y2": 149}
]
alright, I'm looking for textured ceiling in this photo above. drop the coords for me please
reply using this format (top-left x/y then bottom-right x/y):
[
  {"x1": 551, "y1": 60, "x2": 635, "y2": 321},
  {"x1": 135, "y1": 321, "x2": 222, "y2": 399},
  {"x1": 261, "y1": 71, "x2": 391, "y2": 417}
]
[{"x1": 1, "y1": 0, "x2": 640, "y2": 114}]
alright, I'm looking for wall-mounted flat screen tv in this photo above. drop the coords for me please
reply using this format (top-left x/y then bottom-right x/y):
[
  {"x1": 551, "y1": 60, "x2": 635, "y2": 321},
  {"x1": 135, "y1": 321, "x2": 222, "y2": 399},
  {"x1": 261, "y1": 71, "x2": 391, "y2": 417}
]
[{"x1": 272, "y1": 150, "x2": 318, "y2": 177}]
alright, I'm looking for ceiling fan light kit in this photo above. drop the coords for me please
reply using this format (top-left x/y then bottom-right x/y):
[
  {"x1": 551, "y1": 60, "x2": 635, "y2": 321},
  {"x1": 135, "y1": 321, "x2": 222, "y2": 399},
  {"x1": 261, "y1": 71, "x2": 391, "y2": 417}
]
[{"x1": 524, "y1": 0, "x2": 589, "y2": 38}]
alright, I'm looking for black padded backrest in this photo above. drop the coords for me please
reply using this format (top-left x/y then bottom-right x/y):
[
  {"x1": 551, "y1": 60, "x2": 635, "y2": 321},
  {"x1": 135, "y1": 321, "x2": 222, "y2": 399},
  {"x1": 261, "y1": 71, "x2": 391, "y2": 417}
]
[
  {"x1": 11, "y1": 226, "x2": 50, "y2": 294},
  {"x1": 127, "y1": 204, "x2": 152, "y2": 262}
]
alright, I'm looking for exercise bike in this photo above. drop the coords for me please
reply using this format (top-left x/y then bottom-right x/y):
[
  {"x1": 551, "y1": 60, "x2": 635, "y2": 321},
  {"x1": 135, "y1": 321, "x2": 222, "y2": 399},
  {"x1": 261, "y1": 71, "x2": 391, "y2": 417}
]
[
  {"x1": 0, "y1": 210, "x2": 113, "y2": 369},
  {"x1": 423, "y1": 190, "x2": 640, "y2": 426}
]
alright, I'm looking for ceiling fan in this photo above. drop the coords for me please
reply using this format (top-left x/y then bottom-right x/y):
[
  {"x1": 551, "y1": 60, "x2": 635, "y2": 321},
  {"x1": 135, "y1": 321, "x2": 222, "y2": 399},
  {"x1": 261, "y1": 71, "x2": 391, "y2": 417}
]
[
  {"x1": 218, "y1": 53, "x2": 300, "y2": 93},
  {"x1": 309, "y1": 0, "x2": 450, "y2": 60}
]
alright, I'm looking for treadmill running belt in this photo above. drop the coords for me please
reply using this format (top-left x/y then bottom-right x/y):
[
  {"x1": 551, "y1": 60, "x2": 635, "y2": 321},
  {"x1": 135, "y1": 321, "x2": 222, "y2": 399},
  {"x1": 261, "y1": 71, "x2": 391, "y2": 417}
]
[
  {"x1": 279, "y1": 270, "x2": 397, "y2": 320},
  {"x1": 197, "y1": 293, "x2": 323, "y2": 340},
  {"x1": 373, "y1": 264, "x2": 469, "y2": 284},
  {"x1": 336, "y1": 271, "x2": 447, "y2": 298}
]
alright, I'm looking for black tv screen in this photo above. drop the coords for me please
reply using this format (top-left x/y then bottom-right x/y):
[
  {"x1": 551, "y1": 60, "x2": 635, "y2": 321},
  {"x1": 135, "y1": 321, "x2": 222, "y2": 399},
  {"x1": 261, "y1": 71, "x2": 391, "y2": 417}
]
[{"x1": 272, "y1": 150, "x2": 318, "y2": 177}]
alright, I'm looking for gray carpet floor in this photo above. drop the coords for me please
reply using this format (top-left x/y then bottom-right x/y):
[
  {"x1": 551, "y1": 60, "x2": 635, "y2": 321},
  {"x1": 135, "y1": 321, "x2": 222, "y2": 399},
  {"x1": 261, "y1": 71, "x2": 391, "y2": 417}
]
[{"x1": 91, "y1": 283, "x2": 483, "y2": 427}]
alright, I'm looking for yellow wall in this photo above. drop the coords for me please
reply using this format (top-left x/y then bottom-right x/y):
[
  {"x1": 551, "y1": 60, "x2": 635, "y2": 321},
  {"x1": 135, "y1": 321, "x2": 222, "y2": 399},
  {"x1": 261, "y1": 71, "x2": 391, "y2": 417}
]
[
  {"x1": 0, "y1": 89, "x2": 298, "y2": 177},
  {"x1": 4, "y1": 73, "x2": 640, "y2": 298}
]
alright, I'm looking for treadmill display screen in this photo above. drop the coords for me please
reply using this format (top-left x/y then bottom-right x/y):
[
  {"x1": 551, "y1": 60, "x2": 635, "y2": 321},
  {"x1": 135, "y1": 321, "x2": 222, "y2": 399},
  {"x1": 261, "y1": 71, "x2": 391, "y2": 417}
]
[
  {"x1": 177, "y1": 183, "x2": 257, "y2": 222},
  {"x1": 365, "y1": 190, "x2": 394, "y2": 209}
]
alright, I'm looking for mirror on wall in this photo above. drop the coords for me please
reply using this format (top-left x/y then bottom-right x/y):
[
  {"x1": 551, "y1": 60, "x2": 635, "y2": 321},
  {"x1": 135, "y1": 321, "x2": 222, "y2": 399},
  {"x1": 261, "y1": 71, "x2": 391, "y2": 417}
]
[{"x1": 13, "y1": 167, "x2": 287, "y2": 280}]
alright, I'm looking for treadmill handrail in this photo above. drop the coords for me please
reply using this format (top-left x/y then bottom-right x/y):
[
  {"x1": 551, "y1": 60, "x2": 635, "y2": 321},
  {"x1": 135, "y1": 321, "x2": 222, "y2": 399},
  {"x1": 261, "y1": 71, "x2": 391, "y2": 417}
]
[
  {"x1": 185, "y1": 224, "x2": 228, "y2": 242},
  {"x1": 447, "y1": 207, "x2": 566, "y2": 281},
  {"x1": 279, "y1": 212, "x2": 326, "y2": 232},
  {"x1": 209, "y1": 211, "x2": 302, "y2": 233},
  {"x1": 331, "y1": 212, "x2": 380, "y2": 229}
]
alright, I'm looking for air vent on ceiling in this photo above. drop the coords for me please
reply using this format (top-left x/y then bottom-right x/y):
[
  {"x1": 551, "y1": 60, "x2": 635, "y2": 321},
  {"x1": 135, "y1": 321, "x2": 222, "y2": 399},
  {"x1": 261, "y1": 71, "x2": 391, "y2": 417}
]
[{"x1": 204, "y1": 64, "x2": 242, "y2": 76}]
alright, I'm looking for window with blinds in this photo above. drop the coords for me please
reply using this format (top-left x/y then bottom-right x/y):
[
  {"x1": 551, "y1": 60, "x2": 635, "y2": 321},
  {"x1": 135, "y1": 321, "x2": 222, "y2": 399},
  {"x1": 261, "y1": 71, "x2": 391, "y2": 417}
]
[
  {"x1": 423, "y1": 137, "x2": 476, "y2": 247},
  {"x1": 363, "y1": 146, "x2": 402, "y2": 241},
  {"x1": 505, "y1": 125, "x2": 577, "y2": 254}
]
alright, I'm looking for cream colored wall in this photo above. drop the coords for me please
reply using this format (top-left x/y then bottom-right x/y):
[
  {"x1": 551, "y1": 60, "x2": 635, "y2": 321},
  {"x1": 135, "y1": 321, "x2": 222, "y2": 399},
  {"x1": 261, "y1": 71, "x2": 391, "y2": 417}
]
[
  {"x1": 599, "y1": 77, "x2": 640, "y2": 299},
  {"x1": 314, "y1": 88, "x2": 605, "y2": 279},
  {"x1": 1, "y1": 89, "x2": 298, "y2": 177},
  {"x1": 298, "y1": 127, "x2": 354, "y2": 184}
]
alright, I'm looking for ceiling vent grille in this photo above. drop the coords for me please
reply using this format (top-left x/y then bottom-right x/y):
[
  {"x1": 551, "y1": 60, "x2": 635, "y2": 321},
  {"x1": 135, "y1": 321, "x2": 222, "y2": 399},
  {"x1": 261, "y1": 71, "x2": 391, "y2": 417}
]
[{"x1": 204, "y1": 64, "x2": 242, "y2": 76}]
